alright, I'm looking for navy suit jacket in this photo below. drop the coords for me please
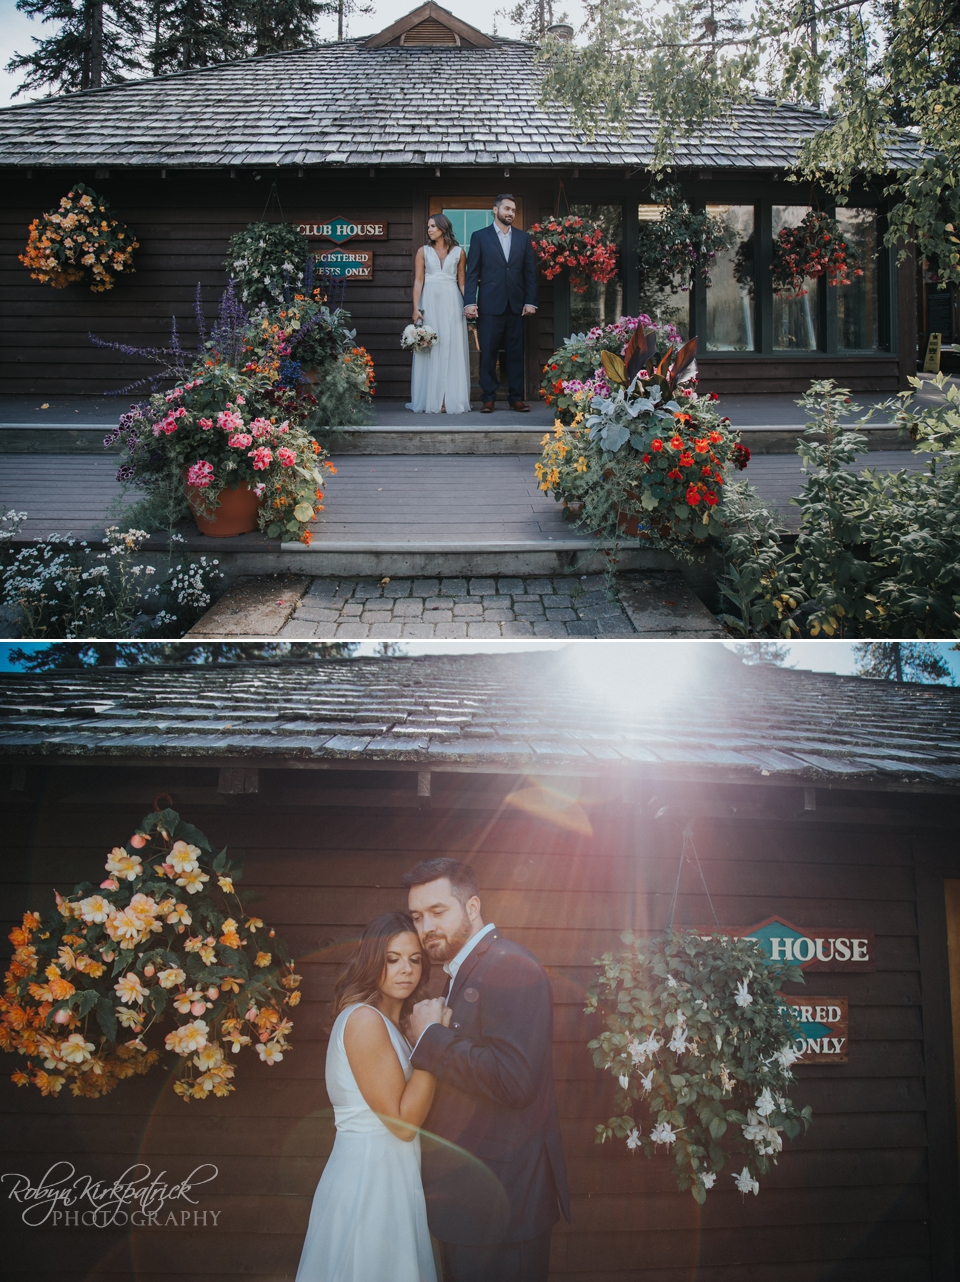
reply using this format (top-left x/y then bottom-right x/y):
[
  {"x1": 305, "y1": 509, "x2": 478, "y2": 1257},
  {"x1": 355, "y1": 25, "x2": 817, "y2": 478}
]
[
  {"x1": 463, "y1": 224, "x2": 538, "y2": 315},
  {"x1": 410, "y1": 929, "x2": 570, "y2": 1246}
]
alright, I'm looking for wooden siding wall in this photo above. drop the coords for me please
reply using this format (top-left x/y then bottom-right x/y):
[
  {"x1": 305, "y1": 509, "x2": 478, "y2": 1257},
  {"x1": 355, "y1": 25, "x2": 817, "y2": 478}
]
[
  {"x1": 0, "y1": 169, "x2": 561, "y2": 401},
  {"x1": 2, "y1": 771, "x2": 932, "y2": 1281}
]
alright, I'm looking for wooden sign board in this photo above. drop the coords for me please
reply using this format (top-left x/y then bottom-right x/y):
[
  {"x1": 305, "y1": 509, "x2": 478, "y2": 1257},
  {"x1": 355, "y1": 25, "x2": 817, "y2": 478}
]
[
  {"x1": 295, "y1": 217, "x2": 388, "y2": 243},
  {"x1": 923, "y1": 332, "x2": 942, "y2": 373},
  {"x1": 316, "y1": 249, "x2": 374, "y2": 280},
  {"x1": 781, "y1": 995, "x2": 848, "y2": 1064},
  {"x1": 737, "y1": 917, "x2": 875, "y2": 972}
]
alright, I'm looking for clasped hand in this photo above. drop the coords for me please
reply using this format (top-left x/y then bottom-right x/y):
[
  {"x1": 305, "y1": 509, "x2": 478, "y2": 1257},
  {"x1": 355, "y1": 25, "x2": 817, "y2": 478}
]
[{"x1": 408, "y1": 997, "x2": 452, "y2": 1043}]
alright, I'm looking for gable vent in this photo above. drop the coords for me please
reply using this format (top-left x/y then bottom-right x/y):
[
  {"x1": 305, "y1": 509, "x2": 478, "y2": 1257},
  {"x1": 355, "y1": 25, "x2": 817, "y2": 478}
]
[{"x1": 398, "y1": 19, "x2": 461, "y2": 44}]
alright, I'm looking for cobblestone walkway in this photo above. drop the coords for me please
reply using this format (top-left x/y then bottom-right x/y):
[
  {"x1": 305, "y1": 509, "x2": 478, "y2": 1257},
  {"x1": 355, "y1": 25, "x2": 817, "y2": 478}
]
[{"x1": 279, "y1": 575, "x2": 637, "y2": 638}]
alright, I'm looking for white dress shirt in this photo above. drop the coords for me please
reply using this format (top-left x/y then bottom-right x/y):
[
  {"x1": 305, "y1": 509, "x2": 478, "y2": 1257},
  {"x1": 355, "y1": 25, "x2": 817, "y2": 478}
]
[
  {"x1": 410, "y1": 922, "x2": 497, "y2": 1054},
  {"x1": 494, "y1": 223, "x2": 512, "y2": 261}
]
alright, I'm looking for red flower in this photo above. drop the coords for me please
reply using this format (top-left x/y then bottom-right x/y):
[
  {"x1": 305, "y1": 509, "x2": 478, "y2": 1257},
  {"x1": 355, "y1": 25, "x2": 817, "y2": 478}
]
[
  {"x1": 651, "y1": 439, "x2": 663, "y2": 451},
  {"x1": 686, "y1": 485, "x2": 701, "y2": 506},
  {"x1": 669, "y1": 435, "x2": 684, "y2": 450},
  {"x1": 704, "y1": 492, "x2": 719, "y2": 506},
  {"x1": 678, "y1": 452, "x2": 694, "y2": 468}
]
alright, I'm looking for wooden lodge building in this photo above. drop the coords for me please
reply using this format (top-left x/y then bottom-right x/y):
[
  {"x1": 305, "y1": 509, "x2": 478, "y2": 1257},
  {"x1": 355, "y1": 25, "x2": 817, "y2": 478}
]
[
  {"x1": 3, "y1": 644, "x2": 960, "y2": 1281},
  {"x1": 0, "y1": 3, "x2": 923, "y2": 406}
]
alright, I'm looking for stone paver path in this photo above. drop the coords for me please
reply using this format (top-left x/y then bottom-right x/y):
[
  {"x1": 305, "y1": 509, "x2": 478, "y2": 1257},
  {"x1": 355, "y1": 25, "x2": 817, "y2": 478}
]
[{"x1": 280, "y1": 574, "x2": 637, "y2": 638}]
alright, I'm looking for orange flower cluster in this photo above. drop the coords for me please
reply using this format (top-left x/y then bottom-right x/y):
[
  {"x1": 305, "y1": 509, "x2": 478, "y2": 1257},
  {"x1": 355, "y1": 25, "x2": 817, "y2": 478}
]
[
  {"x1": 20, "y1": 185, "x2": 138, "y2": 293},
  {"x1": 345, "y1": 345, "x2": 376, "y2": 395},
  {"x1": 0, "y1": 807, "x2": 300, "y2": 1102}
]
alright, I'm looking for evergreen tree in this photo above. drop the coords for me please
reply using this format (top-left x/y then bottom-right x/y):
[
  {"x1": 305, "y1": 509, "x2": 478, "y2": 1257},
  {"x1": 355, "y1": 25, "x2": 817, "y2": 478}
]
[
  {"x1": 143, "y1": 0, "x2": 245, "y2": 74},
  {"x1": 10, "y1": 642, "x2": 357, "y2": 670},
  {"x1": 728, "y1": 641, "x2": 792, "y2": 665},
  {"x1": 852, "y1": 642, "x2": 953, "y2": 685},
  {"x1": 244, "y1": 0, "x2": 334, "y2": 55},
  {"x1": 7, "y1": 0, "x2": 143, "y2": 94},
  {"x1": 495, "y1": 0, "x2": 568, "y2": 43}
]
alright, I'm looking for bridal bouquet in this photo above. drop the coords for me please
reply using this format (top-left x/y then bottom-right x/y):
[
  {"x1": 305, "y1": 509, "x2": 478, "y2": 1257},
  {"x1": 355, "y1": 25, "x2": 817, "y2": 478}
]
[
  {"x1": 0, "y1": 805, "x2": 300, "y2": 1102},
  {"x1": 401, "y1": 322, "x2": 439, "y2": 353}
]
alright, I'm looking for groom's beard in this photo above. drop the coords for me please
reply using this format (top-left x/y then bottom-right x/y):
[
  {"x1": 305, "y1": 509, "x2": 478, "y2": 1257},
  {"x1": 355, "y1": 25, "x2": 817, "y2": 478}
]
[{"x1": 421, "y1": 911, "x2": 473, "y2": 963}]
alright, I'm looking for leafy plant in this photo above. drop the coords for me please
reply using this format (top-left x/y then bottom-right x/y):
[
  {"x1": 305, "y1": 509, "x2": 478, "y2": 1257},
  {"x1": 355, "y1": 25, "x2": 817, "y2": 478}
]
[
  {"x1": 0, "y1": 806, "x2": 300, "y2": 1101},
  {"x1": 718, "y1": 480, "x2": 801, "y2": 637},
  {"x1": 636, "y1": 201, "x2": 735, "y2": 294},
  {"x1": 589, "y1": 929, "x2": 813, "y2": 1202},
  {"x1": 225, "y1": 222, "x2": 311, "y2": 308},
  {"x1": 20, "y1": 184, "x2": 138, "y2": 292}
]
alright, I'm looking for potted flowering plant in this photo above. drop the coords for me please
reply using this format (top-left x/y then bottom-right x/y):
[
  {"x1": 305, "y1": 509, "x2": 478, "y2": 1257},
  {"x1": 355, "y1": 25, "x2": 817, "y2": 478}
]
[
  {"x1": 535, "y1": 327, "x2": 749, "y2": 548},
  {"x1": 541, "y1": 315, "x2": 683, "y2": 426},
  {"x1": 0, "y1": 805, "x2": 300, "y2": 1102},
  {"x1": 588, "y1": 929, "x2": 813, "y2": 1202},
  {"x1": 771, "y1": 211, "x2": 863, "y2": 298},
  {"x1": 114, "y1": 361, "x2": 335, "y2": 542},
  {"x1": 224, "y1": 222, "x2": 311, "y2": 308},
  {"x1": 529, "y1": 214, "x2": 619, "y2": 292},
  {"x1": 636, "y1": 201, "x2": 734, "y2": 294},
  {"x1": 20, "y1": 184, "x2": 138, "y2": 293}
]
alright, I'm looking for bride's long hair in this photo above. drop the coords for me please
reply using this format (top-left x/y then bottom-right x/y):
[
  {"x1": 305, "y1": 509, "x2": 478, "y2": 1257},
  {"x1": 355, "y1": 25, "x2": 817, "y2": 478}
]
[
  {"x1": 330, "y1": 912, "x2": 431, "y2": 1030},
  {"x1": 427, "y1": 213, "x2": 457, "y2": 250}
]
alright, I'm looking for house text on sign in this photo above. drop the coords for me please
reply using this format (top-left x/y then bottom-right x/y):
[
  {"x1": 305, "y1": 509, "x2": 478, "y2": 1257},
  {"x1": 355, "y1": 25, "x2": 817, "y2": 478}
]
[
  {"x1": 782, "y1": 996, "x2": 849, "y2": 1064},
  {"x1": 296, "y1": 217, "x2": 388, "y2": 243},
  {"x1": 316, "y1": 250, "x2": 374, "y2": 280},
  {"x1": 738, "y1": 917, "x2": 875, "y2": 972}
]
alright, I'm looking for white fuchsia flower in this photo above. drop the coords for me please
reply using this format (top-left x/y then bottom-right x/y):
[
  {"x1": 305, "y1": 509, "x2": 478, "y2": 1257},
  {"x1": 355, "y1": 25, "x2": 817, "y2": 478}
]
[
  {"x1": 742, "y1": 1110, "x2": 783, "y2": 1156},
  {"x1": 114, "y1": 972, "x2": 149, "y2": 1006},
  {"x1": 734, "y1": 979, "x2": 753, "y2": 1008},
  {"x1": 755, "y1": 1087, "x2": 776, "y2": 1118},
  {"x1": 733, "y1": 1167, "x2": 760, "y2": 1195},
  {"x1": 627, "y1": 1034, "x2": 661, "y2": 1064},
  {"x1": 649, "y1": 1121, "x2": 677, "y2": 1146},
  {"x1": 700, "y1": 1171, "x2": 717, "y2": 1189},
  {"x1": 639, "y1": 1069, "x2": 655, "y2": 1093},
  {"x1": 618, "y1": 1074, "x2": 630, "y2": 1089},
  {"x1": 625, "y1": 1127, "x2": 641, "y2": 1151},
  {"x1": 775, "y1": 1042, "x2": 802, "y2": 1071}
]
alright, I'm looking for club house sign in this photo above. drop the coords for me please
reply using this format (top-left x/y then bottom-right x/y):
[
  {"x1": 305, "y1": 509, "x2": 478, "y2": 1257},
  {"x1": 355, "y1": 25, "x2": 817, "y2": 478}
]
[
  {"x1": 294, "y1": 216, "x2": 388, "y2": 243},
  {"x1": 739, "y1": 917, "x2": 875, "y2": 972}
]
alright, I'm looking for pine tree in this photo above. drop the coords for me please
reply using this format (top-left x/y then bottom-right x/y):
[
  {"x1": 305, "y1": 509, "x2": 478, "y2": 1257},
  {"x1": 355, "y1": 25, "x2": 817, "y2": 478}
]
[
  {"x1": 244, "y1": 0, "x2": 334, "y2": 56},
  {"x1": 9, "y1": 642, "x2": 358, "y2": 670},
  {"x1": 7, "y1": 0, "x2": 143, "y2": 94},
  {"x1": 495, "y1": 0, "x2": 568, "y2": 43},
  {"x1": 143, "y1": 0, "x2": 246, "y2": 74},
  {"x1": 728, "y1": 642, "x2": 792, "y2": 666},
  {"x1": 852, "y1": 643, "x2": 953, "y2": 685}
]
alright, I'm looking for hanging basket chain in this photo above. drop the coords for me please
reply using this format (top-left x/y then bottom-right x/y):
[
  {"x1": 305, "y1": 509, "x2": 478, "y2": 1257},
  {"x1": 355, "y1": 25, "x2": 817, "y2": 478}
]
[{"x1": 663, "y1": 817, "x2": 720, "y2": 935}]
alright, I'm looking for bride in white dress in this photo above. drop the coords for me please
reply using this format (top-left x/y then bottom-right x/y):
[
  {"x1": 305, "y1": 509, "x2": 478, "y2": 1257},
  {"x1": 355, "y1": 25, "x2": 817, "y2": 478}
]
[
  {"x1": 407, "y1": 214, "x2": 472, "y2": 414},
  {"x1": 295, "y1": 911, "x2": 448, "y2": 1282}
]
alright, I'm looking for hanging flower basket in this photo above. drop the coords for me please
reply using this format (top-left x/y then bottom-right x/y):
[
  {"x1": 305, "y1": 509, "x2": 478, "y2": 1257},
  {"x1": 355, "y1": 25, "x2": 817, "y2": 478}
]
[
  {"x1": 588, "y1": 927, "x2": 813, "y2": 1202},
  {"x1": 771, "y1": 211, "x2": 863, "y2": 298},
  {"x1": 0, "y1": 805, "x2": 300, "y2": 1102},
  {"x1": 529, "y1": 215, "x2": 619, "y2": 293},
  {"x1": 20, "y1": 184, "x2": 138, "y2": 292},
  {"x1": 636, "y1": 203, "x2": 735, "y2": 293}
]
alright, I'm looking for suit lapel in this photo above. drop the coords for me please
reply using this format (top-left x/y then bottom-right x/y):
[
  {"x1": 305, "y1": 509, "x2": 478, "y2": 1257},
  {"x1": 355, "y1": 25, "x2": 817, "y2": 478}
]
[{"x1": 449, "y1": 929, "x2": 498, "y2": 1005}]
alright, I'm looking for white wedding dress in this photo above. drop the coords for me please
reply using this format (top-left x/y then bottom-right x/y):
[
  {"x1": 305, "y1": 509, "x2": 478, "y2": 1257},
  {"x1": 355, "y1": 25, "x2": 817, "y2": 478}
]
[
  {"x1": 406, "y1": 244, "x2": 472, "y2": 414},
  {"x1": 295, "y1": 1003, "x2": 438, "y2": 1282}
]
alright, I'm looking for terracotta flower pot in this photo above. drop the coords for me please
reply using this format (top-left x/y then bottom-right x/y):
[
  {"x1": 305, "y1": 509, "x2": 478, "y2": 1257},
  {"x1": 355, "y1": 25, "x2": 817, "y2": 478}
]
[{"x1": 183, "y1": 472, "x2": 262, "y2": 537}]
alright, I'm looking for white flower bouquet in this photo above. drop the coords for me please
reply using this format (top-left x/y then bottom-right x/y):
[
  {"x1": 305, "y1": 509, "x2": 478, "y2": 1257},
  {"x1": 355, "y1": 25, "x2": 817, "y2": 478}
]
[{"x1": 401, "y1": 322, "x2": 439, "y2": 353}]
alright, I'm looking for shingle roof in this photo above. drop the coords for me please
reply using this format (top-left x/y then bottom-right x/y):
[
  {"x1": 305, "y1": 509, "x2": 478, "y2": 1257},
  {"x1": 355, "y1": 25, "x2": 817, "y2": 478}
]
[
  {"x1": 0, "y1": 38, "x2": 920, "y2": 171},
  {"x1": 1, "y1": 647, "x2": 957, "y2": 788}
]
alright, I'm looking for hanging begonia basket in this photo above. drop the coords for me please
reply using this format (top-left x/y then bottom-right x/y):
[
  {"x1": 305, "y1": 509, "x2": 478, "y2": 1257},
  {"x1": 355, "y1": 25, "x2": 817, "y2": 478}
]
[
  {"x1": 529, "y1": 215, "x2": 619, "y2": 293},
  {"x1": 771, "y1": 210, "x2": 863, "y2": 299},
  {"x1": 0, "y1": 805, "x2": 300, "y2": 1101},
  {"x1": 588, "y1": 927, "x2": 813, "y2": 1202},
  {"x1": 20, "y1": 184, "x2": 138, "y2": 293}
]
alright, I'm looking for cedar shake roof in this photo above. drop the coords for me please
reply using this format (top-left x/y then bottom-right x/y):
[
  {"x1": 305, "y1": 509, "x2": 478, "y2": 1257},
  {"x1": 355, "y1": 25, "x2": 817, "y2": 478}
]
[
  {"x1": 0, "y1": 21, "x2": 920, "y2": 172},
  {"x1": 1, "y1": 647, "x2": 957, "y2": 789}
]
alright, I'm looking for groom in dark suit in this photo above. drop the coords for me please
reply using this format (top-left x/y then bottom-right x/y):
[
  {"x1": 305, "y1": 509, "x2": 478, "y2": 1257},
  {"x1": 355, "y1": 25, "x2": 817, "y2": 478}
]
[
  {"x1": 405, "y1": 857, "x2": 569, "y2": 1282},
  {"x1": 463, "y1": 194, "x2": 538, "y2": 413}
]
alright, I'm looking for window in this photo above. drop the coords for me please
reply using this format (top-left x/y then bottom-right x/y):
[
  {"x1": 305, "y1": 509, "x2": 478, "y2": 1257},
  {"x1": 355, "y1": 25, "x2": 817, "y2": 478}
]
[
  {"x1": 837, "y1": 208, "x2": 883, "y2": 351},
  {"x1": 568, "y1": 204, "x2": 623, "y2": 334},
  {"x1": 638, "y1": 204, "x2": 689, "y2": 340},
  {"x1": 705, "y1": 204, "x2": 756, "y2": 351},
  {"x1": 772, "y1": 205, "x2": 821, "y2": 351}
]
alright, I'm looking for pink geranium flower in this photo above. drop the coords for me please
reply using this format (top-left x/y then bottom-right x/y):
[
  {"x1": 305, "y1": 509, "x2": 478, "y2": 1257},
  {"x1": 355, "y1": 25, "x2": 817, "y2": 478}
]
[
  {"x1": 217, "y1": 410, "x2": 244, "y2": 433},
  {"x1": 187, "y1": 460, "x2": 215, "y2": 488},
  {"x1": 198, "y1": 418, "x2": 214, "y2": 430},
  {"x1": 228, "y1": 433, "x2": 253, "y2": 449},
  {"x1": 277, "y1": 447, "x2": 297, "y2": 467},
  {"x1": 250, "y1": 417, "x2": 273, "y2": 438},
  {"x1": 248, "y1": 446, "x2": 273, "y2": 470}
]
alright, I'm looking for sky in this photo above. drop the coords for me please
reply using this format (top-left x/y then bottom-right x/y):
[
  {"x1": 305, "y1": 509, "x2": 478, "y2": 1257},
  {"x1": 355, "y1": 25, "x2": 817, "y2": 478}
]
[
  {"x1": 2, "y1": 640, "x2": 960, "y2": 680},
  {"x1": 0, "y1": 0, "x2": 587, "y2": 105}
]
